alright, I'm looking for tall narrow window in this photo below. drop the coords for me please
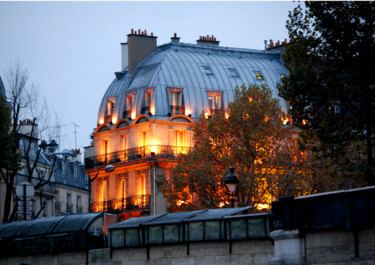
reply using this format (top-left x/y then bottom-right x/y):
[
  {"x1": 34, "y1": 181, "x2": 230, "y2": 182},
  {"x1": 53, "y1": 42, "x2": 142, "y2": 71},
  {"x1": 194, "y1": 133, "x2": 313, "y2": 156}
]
[
  {"x1": 43, "y1": 201, "x2": 47, "y2": 217},
  {"x1": 175, "y1": 131, "x2": 184, "y2": 154},
  {"x1": 142, "y1": 87, "x2": 154, "y2": 115},
  {"x1": 145, "y1": 92, "x2": 152, "y2": 107},
  {"x1": 103, "y1": 139, "x2": 108, "y2": 163},
  {"x1": 67, "y1": 193, "x2": 72, "y2": 213},
  {"x1": 168, "y1": 87, "x2": 184, "y2": 115},
  {"x1": 73, "y1": 163, "x2": 78, "y2": 181},
  {"x1": 175, "y1": 131, "x2": 184, "y2": 147},
  {"x1": 77, "y1": 196, "x2": 81, "y2": 213},
  {"x1": 207, "y1": 91, "x2": 222, "y2": 111},
  {"x1": 120, "y1": 178, "x2": 126, "y2": 198},
  {"x1": 100, "y1": 180, "x2": 108, "y2": 202},
  {"x1": 62, "y1": 160, "x2": 66, "y2": 180},
  {"x1": 124, "y1": 91, "x2": 136, "y2": 119},
  {"x1": 137, "y1": 174, "x2": 146, "y2": 196},
  {"x1": 107, "y1": 100, "x2": 115, "y2": 115},
  {"x1": 142, "y1": 131, "x2": 147, "y2": 146}
]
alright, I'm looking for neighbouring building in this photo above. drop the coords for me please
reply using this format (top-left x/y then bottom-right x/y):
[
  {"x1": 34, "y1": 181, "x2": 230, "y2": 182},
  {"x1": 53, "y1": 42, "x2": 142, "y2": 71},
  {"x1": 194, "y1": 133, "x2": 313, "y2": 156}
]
[
  {"x1": 49, "y1": 147, "x2": 90, "y2": 216},
  {"x1": 0, "y1": 117, "x2": 89, "y2": 222},
  {"x1": 84, "y1": 29, "x2": 291, "y2": 219}
]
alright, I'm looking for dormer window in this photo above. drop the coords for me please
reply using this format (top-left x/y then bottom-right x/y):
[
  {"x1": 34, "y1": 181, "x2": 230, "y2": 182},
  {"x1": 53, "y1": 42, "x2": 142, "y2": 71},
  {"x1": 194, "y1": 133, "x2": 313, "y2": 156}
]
[
  {"x1": 124, "y1": 91, "x2": 136, "y2": 120},
  {"x1": 168, "y1": 87, "x2": 184, "y2": 115},
  {"x1": 254, "y1": 71, "x2": 264, "y2": 80},
  {"x1": 105, "y1": 96, "x2": 116, "y2": 123},
  {"x1": 202, "y1": 65, "x2": 214, "y2": 75},
  {"x1": 142, "y1": 87, "x2": 154, "y2": 115},
  {"x1": 228, "y1": 68, "x2": 239, "y2": 78},
  {"x1": 207, "y1": 91, "x2": 223, "y2": 113}
]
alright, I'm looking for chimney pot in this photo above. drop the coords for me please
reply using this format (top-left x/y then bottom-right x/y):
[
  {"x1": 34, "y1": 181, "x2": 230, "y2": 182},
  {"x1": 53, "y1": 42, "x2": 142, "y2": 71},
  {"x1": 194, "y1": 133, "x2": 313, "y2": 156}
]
[
  {"x1": 138, "y1": 29, "x2": 141, "y2": 35},
  {"x1": 145, "y1": 29, "x2": 147, "y2": 35},
  {"x1": 131, "y1": 28, "x2": 134, "y2": 34},
  {"x1": 151, "y1": 32, "x2": 153, "y2": 37},
  {"x1": 174, "y1": 33, "x2": 177, "y2": 37}
]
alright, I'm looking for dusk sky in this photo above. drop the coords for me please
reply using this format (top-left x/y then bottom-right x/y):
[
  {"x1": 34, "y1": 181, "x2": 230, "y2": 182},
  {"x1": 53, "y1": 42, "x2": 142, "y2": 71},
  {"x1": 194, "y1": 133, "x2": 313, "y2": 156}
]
[{"x1": 0, "y1": 1, "x2": 299, "y2": 155}]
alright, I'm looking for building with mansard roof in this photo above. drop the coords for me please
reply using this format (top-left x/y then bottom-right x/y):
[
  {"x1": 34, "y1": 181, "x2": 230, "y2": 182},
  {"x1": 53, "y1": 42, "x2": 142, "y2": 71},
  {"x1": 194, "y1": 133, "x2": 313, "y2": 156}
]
[{"x1": 84, "y1": 30, "x2": 289, "y2": 219}]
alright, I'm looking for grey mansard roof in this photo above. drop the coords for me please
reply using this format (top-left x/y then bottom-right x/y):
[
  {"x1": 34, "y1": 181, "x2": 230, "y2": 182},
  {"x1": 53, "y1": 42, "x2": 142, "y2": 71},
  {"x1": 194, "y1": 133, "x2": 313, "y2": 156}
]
[{"x1": 98, "y1": 42, "x2": 288, "y2": 124}]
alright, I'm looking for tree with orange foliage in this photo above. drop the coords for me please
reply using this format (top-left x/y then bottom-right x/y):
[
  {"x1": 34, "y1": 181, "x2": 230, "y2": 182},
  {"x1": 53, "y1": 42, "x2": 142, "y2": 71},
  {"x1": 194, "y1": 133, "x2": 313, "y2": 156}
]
[{"x1": 161, "y1": 84, "x2": 316, "y2": 212}]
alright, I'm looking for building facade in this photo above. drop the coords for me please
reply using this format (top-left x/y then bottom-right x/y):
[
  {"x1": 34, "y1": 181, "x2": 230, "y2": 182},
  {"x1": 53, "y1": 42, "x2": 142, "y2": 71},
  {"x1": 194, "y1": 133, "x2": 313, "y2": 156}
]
[
  {"x1": 53, "y1": 149, "x2": 90, "y2": 216},
  {"x1": 85, "y1": 30, "x2": 289, "y2": 219}
]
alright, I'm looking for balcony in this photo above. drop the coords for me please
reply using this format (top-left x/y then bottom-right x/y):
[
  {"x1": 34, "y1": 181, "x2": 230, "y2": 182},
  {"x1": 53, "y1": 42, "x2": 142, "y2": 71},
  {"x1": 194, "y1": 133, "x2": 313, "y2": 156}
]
[
  {"x1": 141, "y1": 106, "x2": 150, "y2": 115},
  {"x1": 90, "y1": 195, "x2": 151, "y2": 213},
  {"x1": 170, "y1": 105, "x2": 185, "y2": 115},
  {"x1": 66, "y1": 203, "x2": 74, "y2": 214},
  {"x1": 55, "y1": 201, "x2": 61, "y2": 212},
  {"x1": 123, "y1": 110, "x2": 131, "y2": 119},
  {"x1": 104, "y1": 115, "x2": 112, "y2": 124},
  {"x1": 85, "y1": 145, "x2": 192, "y2": 170}
]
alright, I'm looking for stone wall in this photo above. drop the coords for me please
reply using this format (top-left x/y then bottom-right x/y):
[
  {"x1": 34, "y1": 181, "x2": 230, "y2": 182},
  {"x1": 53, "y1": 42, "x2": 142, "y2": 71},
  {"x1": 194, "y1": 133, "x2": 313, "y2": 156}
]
[
  {"x1": 112, "y1": 239, "x2": 273, "y2": 265},
  {"x1": 1, "y1": 228, "x2": 375, "y2": 265}
]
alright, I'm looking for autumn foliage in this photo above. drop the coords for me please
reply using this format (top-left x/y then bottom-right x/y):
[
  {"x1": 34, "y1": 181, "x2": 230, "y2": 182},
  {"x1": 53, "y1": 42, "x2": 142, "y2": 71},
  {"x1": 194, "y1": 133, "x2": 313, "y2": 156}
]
[{"x1": 161, "y1": 84, "x2": 315, "y2": 212}]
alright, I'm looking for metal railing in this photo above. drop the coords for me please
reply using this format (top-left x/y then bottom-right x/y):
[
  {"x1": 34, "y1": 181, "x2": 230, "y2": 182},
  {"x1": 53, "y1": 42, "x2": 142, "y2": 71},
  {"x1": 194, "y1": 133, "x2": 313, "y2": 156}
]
[
  {"x1": 85, "y1": 145, "x2": 192, "y2": 170},
  {"x1": 170, "y1": 105, "x2": 185, "y2": 115},
  {"x1": 141, "y1": 106, "x2": 150, "y2": 115},
  {"x1": 55, "y1": 201, "x2": 61, "y2": 212},
  {"x1": 123, "y1": 110, "x2": 131, "y2": 119},
  {"x1": 90, "y1": 195, "x2": 151, "y2": 213},
  {"x1": 104, "y1": 115, "x2": 112, "y2": 124},
  {"x1": 66, "y1": 203, "x2": 74, "y2": 213}
]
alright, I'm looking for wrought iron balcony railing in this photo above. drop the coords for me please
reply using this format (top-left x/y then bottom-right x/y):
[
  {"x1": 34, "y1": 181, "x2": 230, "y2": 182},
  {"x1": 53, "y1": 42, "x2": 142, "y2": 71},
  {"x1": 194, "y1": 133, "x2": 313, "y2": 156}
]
[
  {"x1": 66, "y1": 203, "x2": 74, "y2": 214},
  {"x1": 90, "y1": 195, "x2": 151, "y2": 213},
  {"x1": 170, "y1": 105, "x2": 185, "y2": 115},
  {"x1": 141, "y1": 106, "x2": 150, "y2": 115},
  {"x1": 85, "y1": 145, "x2": 192, "y2": 170},
  {"x1": 55, "y1": 201, "x2": 61, "y2": 212}
]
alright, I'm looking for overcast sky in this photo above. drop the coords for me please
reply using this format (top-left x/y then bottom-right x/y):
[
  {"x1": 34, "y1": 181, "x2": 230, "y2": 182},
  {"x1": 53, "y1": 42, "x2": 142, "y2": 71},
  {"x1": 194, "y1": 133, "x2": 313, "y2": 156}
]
[{"x1": 0, "y1": 1, "x2": 299, "y2": 154}]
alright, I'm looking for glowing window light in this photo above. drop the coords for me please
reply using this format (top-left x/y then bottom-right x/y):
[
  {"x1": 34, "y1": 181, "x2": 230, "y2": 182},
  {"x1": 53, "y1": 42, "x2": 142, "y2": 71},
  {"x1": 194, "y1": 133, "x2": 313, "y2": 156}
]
[
  {"x1": 255, "y1": 72, "x2": 264, "y2": 80},
  {"x1": 302, "y1": 119, "x2": 308, "y2": 125},
  {"x1": 131, "y1": 111, "x2": 136, "y2": 120},
  {"x1": 112, "y1": 116, "x2": 117, "y2": 125},
  {"x1": 282, "y1": 117, "x2": 290, "y2": 126},
  {"x1": 99, "y1": 119, "x2": 104, "y2": 125}
]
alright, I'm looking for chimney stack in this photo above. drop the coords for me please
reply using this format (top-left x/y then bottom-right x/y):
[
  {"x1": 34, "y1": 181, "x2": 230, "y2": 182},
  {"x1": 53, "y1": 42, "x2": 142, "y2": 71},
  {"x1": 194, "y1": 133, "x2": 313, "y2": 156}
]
[
  {"x1": 170, "y1": 33, "x2": 180, "y2": 43},
  {"x1": 124, "y1": 29, "x2": 157, "y2": 75},
  {"x1": 196, "y1": 34, "x2": 220, "y2": 46}
]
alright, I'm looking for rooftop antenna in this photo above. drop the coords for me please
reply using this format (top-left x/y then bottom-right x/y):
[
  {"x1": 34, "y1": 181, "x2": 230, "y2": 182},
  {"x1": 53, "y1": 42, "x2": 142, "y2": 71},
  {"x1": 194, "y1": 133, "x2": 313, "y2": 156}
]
[{"x1": 72, "y1": 122, "x2": 79, "y2": 150}]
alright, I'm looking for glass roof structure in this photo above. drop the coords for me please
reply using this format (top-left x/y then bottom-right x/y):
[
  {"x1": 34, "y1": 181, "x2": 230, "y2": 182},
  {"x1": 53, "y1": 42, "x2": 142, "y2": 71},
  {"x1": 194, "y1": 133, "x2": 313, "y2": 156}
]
[{"x1": 0, "y1": 213, "x2": 103, "y2": 239}]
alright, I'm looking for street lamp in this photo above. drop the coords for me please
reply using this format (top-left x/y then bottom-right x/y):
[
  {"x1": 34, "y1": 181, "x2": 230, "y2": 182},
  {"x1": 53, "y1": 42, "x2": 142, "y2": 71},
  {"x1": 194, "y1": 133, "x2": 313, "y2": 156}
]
[{"x1": 225, "y1": 167, "x2": 239, "y2": 208}]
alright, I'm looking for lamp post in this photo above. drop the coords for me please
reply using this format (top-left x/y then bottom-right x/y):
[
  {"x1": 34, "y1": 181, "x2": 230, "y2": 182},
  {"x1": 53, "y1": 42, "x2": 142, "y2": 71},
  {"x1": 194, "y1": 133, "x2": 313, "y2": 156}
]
[{"x1": 225, "y1": 167, "x2": 239, "y2": 208}]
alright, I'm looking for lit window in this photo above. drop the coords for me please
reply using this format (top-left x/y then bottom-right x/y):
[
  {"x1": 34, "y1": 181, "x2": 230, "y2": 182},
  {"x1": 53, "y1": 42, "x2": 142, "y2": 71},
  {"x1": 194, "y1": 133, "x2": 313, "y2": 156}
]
[
  {"x1": 127, "y1": 95, "x2": 134, "y2": 111},
  {"x1": 120, "y1": 178, "x2": 126, "y2": 198},
  {"x1": 124, "y1": 91, "x2": 136, "y2": 119},
  {"x1": 107, "y1": 100, "x2": 115, "y2": 115},
  {"x1": 168, "y1": 87, "x2": 184, "y2": 115},
  {"x1": 142, "y1": 87, "x2": 154, "y2": 115},
  {"x1": 145, "y1": 92, "x2": 152, "y2": 107},
  {"x1": 137, "y1": 174, "x2": 146, "y2": 196},
  {"x1": 175, "y1": 131, "x2": 184, "y2": 147},
  {"x1": 142, "y1": 131, "x2": 147, "y2": 146},
  {"x1": 254, "y1": 71, "x2": 264, "y2": 80},
  {"x1": 203, "y1": 65, "x2": 214, "y2": 75},
  {"x1": 100, "y1": 180, "x2": 107, "y2": 202},
  {"x1": 228, "y1": 68, "x2": 239, "y2": 78},
  {"x1": 207, "y1": 91, "x2": 223, "y2": 110}
]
